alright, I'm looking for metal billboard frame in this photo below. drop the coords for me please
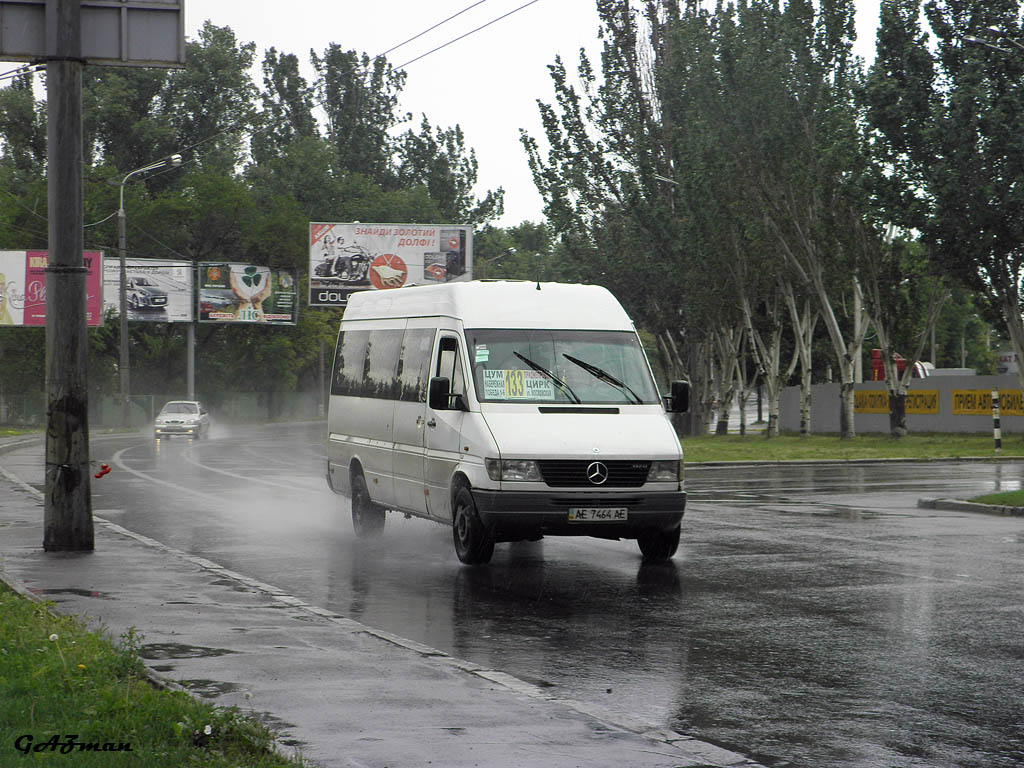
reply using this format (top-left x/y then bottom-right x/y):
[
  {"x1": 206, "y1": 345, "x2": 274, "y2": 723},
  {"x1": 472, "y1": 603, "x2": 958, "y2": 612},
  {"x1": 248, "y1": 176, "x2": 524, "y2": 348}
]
[{"x1": 0, "y1": 0, "x2": 185, "y2": 67}]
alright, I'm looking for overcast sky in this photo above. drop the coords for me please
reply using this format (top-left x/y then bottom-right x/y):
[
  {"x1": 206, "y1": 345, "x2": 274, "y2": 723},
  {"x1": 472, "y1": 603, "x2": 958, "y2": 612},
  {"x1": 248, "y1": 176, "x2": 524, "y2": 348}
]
[
  {"x1": 186, "y1": 0, "x2": 602, "y2": 227},
  {"x1": 1, "y1": 1, "x2": 882, "y2": 228},
  {"x1": 187, "y1": 1, "x2": 882, "y2": 228}
]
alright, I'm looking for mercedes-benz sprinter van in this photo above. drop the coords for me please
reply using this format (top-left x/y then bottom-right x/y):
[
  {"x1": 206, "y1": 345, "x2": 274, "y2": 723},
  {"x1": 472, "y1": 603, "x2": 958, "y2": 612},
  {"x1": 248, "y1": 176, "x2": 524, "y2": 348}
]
[{"x1": 325, "y1": 281, "x2": 689, "y2": 564}]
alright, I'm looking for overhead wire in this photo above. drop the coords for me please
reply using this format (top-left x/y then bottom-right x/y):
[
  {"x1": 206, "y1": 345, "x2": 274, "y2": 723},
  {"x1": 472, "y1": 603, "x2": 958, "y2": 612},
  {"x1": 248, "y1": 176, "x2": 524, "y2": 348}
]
[
  {"x1": 3, "y1": 1, "x2": 539, "y2": 159},
  {"x1": 0, "y1": 219, "x2": 47, "y2": 245},
  {"x1": 374, "y1": 0, "x2": 491, "y2": 61},
  {"x1": 126, "y1": 218, "x2": 190, "y2": 261},
  {"x1": 0, "y1": 63, "x2": 42, "y2": 84},
  {"x1": 73, "y1": 1, "x2": 540, "y2": 171},
  {"x1": 0, "y1": 172, "x2": 189, "y2": 259},
  {"x1": 0, "y1": 216, "x2": 125, "y2": 257},
  {"x1": 0, "y1": 187, "x2": 47, "y2": 223},
  {"x1": 84, "y1": 153, "x2": 200, "y2": 228},
  {"x1": 83, "y1": 210, "x2": 118, "y2": 228},
  {"x1": 1, "y1": 1, "x2": 540, "y2": 245},
  {"x1": 394, "y1": 0, "x2": 541, "y2": 70}
]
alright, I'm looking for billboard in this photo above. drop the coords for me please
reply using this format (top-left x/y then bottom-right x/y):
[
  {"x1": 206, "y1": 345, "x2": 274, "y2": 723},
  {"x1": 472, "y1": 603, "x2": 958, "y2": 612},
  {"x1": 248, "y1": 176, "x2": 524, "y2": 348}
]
[
  {"x1": 0, "y1": 250, "x2": 104, "y2": 326},
  {"x1": 309, "y1": 222, "x2": 473, "y2": 306},
  {"x1": 102, "y1": 258, "x2": 193, "y2": 322},
  {"x1": 198, "y1": 263, "x2": 298, "y2": 325},
  {"x1": 0, "y1": 1, "x2": 186, "y2": 68}
]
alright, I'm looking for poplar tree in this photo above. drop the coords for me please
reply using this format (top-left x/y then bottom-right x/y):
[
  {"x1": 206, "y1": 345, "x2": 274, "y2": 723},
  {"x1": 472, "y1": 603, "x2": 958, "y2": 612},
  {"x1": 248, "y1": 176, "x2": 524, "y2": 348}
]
[{"x1": 921, "y1": 0, "x2": 1024, "y2": 396}]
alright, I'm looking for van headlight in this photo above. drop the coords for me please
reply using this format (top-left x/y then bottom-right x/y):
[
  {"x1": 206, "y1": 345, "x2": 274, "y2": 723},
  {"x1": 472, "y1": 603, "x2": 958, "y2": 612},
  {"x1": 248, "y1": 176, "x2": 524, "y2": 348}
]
[
  {"x1": 485, "y1": 458, "x2": 542, "y2": 482},
  {"x1": 647, "y1": 459, "x2": 682, "y2": 482}
]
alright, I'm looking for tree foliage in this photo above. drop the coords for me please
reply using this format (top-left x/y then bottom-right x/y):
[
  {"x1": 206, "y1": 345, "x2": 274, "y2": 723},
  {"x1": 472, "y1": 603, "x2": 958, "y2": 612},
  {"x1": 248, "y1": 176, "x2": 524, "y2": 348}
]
[
  {"x1": 0, "y1": 22, "x2": 503, "y2": 419},
  {"x1": 1, "y1": 2, "x2": 1016, "y2": 435},
  {"x1": 520, "y1": 0, "x2": 1013, "y2": 437}
]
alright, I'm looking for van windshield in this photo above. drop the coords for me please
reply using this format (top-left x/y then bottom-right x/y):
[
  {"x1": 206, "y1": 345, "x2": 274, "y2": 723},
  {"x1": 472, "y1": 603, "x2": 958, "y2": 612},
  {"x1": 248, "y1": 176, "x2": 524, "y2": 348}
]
[{"x1": 466, "y1": 329, "x2": 661, "y2": 405}]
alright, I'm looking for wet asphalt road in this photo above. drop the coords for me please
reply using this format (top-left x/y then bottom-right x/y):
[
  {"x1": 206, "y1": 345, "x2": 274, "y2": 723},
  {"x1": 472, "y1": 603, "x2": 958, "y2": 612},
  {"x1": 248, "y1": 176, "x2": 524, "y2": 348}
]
[{"x1": 10, "y1": 423, "x2": 1024, "y2": 768}]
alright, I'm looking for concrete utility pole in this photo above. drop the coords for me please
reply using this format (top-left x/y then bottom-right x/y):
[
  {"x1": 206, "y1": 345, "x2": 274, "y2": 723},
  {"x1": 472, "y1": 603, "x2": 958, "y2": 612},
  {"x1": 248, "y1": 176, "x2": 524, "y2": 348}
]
[{"x1": 43, "y1": 0, "x2": 93, "y2": 551}]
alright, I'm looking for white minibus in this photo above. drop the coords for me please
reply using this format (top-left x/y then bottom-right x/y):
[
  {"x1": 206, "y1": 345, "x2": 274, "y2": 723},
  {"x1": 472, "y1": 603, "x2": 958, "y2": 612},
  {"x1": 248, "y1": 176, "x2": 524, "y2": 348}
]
[{"x1": 325, "y1": 281, "x2": 690, "y2": 564}]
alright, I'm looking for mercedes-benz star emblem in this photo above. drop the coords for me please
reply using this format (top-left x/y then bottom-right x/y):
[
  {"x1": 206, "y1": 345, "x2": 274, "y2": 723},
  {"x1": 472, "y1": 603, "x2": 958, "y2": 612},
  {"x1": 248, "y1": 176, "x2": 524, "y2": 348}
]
[{"x1": 586, "y1": 461, "x2": 609, "y2": 485}]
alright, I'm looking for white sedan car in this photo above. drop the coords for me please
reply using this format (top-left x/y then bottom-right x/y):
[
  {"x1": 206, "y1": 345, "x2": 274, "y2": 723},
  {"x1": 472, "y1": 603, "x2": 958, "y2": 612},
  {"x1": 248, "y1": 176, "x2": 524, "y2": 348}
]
[{"x1": 153, "y1": 400, "x2": 210, "y2": 440}]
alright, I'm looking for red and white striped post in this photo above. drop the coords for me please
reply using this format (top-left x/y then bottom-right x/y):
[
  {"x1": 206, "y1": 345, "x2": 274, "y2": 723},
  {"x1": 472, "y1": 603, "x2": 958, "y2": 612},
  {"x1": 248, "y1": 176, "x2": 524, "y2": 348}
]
[{"x1": 992, "y1": 389, "x2": 1002, "y2": 454}]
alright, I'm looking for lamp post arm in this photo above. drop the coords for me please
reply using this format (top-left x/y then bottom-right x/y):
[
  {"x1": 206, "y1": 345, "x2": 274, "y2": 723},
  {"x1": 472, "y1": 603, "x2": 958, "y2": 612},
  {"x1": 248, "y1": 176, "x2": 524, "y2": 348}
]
[
  {"x1": 963, "y1": 34, "x2": 1014, "y2": 54},
  {"x1": 1003, "y1": 36, "x2": 1024, "y2": 53},
  {"x1": 118, "y1": 155, "x2": 183, "y2": 212},
  {"x1": 115, "y1": 153, "x2": 182, "y2": 428}
]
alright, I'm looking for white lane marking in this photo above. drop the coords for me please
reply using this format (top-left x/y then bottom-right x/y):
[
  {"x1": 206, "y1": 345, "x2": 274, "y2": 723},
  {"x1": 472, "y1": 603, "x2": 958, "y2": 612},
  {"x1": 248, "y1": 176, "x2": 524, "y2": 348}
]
[
  {"x1": 176, "y1": 444, "x2": 324, "y2": 494},
  {"x1": 112, "y1": 444, "x2": 224, "y2": 503},
  {"x1": 0, "y1": 461, "x2": 42, "y2": 499},
  {"x1": 0, "y1": 437, "x2": 45, "y2": 497}
]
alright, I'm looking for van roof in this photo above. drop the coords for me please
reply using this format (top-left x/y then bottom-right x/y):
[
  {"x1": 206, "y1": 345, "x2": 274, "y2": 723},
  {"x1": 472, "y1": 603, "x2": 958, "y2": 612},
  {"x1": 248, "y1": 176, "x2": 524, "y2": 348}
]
[{"x1": 342, "y1": 281, "x2": 636, "y2": 330}]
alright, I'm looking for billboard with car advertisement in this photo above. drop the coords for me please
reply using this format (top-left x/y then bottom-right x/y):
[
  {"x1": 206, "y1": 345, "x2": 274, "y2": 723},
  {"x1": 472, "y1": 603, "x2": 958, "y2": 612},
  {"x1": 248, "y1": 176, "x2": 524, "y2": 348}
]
[
  {"x1": 308, "y1": 222, "x2": 473, "y2": 306},
  {"x1": 0, "y1": 250, "x2": 104, "y2": 326},
  {"x1": 198, "y1": 263, "x2": 297, "y2": 324},
  {"x1": 102, "y1": 258, "x2": 193, "y2": 322}
]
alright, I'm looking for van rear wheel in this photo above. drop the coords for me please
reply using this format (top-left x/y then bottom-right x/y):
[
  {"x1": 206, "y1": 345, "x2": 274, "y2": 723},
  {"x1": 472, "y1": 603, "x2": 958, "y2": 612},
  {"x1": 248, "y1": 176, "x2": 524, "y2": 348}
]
[
  {"x1": 351, "y1": 472, "x2": 385, "y2": 538},
  {"x1": 637, "y1": 525, "x2": 680, "y2": 561},
  {"x1": 452, "y1": 486, "x2": 494, "y2": 564}
]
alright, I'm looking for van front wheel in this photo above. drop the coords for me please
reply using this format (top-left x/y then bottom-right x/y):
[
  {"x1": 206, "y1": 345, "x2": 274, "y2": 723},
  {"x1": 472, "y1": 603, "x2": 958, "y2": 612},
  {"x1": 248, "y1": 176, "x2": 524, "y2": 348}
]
[
  {"x1": 637, "y1": 525, "x2": 680, "y2": 561},
  {"x1": 351, "y1": 473, "x2": 385, "y2": 538},
  {"x1": 452, "y1": 486, "x2": 494, "y2": 564}
]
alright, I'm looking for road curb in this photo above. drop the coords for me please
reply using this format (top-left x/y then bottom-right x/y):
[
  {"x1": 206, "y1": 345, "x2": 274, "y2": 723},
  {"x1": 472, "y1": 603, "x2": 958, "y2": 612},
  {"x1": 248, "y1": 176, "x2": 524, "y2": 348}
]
[
  {"x1": 917, "y1": 497, "x2": 1024, "y2": 516},
  {"x1": 691, "y1": 456, "x2": 1023, "y2": 467}
]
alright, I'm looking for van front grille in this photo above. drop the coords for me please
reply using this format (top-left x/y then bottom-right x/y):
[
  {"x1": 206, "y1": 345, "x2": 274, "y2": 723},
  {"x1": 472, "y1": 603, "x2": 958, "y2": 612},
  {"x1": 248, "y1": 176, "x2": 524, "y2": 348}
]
[{"x1": 537, "y1": 460, "x2": 651, "y2": 488}]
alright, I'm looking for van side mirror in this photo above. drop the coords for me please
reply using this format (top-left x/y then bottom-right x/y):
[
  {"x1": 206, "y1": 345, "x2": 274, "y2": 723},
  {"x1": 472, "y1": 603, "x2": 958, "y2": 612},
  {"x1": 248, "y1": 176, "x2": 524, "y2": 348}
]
[
  {"x1": 428, "y1": 376, "x2": 451, "y2": 410},
  {"x1": 668, "y1": 380, "x2": 690, "y2": 413}
]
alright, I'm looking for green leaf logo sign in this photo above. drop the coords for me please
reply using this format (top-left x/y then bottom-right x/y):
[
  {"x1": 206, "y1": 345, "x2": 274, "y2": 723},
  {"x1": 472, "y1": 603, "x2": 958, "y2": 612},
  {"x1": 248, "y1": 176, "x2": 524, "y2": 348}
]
[{"x1": 242, "y1": 266, "x2": 262, "y2": 289}]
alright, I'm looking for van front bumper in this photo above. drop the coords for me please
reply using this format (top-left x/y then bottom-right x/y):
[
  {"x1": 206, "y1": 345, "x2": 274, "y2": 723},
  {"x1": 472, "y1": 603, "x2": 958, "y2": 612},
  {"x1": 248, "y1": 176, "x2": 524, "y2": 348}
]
[{"x1": 470, "y1": 489, "x2": 686, "y2": 542}]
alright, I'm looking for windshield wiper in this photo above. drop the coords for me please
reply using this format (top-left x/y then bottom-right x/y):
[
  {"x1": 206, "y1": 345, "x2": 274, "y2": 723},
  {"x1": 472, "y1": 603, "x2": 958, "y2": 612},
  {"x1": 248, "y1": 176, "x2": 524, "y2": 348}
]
[
  {"x1": 513, "y1": 351, "x2": 581, "y2": 403},
  {"x1": 562, "y1": 353, "x2": 643, "y2": 404}
]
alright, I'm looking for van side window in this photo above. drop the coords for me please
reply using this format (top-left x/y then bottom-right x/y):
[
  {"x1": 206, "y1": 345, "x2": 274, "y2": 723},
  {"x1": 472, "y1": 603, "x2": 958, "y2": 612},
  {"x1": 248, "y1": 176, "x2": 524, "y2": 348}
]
[
  {"x1": 331, "y1": 328, "x2": 404, "y2": 398},
  {"x1": 331, "y1": 329, "x2": 370, "y2": 396},
  {"x1": 436, "y1": 336, "x2": 465, "y2": 395},
  {"x1": 398, "y1": 328, "x2": 434, "y2": 402},
  {"x1": 364, "y1": 330, "x2": 403, "y2": 399}
]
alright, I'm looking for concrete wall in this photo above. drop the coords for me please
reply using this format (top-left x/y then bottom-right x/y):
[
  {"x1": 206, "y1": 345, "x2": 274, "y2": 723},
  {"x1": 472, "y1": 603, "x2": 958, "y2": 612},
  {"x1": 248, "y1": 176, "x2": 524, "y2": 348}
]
[{"x1": 779, "y1": 375, "x2": 1024, "y2": 434}]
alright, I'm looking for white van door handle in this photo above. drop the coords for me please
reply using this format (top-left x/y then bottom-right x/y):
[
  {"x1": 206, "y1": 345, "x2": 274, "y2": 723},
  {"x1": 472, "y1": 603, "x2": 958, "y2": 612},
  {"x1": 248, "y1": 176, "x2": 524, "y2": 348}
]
[{"x1": 426, "y1": 418, "x2": 437, "y2": 428}]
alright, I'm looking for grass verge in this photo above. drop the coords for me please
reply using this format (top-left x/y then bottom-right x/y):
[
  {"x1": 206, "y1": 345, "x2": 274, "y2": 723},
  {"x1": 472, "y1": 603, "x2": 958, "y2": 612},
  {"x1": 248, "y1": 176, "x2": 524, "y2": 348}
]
[
  {"x1": 966, "y1": 490, "x2": 1024, "y2": 506},
  {"x1": 0, "y1": 582, "x2": 304, "y2": 767},
  {"x1": 0, "y1": 427, "x2": 41, "y2": 438},
  {"x1": 682, "y1": 432, "x2": 1022, "y2": 463}
]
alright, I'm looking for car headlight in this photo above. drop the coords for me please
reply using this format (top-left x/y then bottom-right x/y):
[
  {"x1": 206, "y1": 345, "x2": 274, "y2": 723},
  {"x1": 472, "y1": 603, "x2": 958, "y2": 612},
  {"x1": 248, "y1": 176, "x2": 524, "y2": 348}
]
[
  {"x1": 647, "y1": 459, "x2": 682, "y2": 482},
  {"x1": 485, "y1": 458, "x2": 542, "y2": 482}
]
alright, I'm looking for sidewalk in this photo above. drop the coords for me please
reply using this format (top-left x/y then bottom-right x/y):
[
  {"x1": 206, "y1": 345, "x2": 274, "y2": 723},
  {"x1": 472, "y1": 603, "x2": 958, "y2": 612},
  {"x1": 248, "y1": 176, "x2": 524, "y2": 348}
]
[{"x1": 0, "y1": 436, "x2": 763, "y2": 768}]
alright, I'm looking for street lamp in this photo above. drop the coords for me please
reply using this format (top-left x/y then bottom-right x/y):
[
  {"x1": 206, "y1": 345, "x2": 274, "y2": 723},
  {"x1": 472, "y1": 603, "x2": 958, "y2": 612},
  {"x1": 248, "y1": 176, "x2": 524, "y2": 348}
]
[
  {"x1": 963, "y1": 28, "x2": 1024, "y2": 55},
  {"x1": 987, "y1": 26, "x2": 1024, "y2": 53},
  {"x1": 117, "y1": 154, "x2": 182, "y2": 427}
]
